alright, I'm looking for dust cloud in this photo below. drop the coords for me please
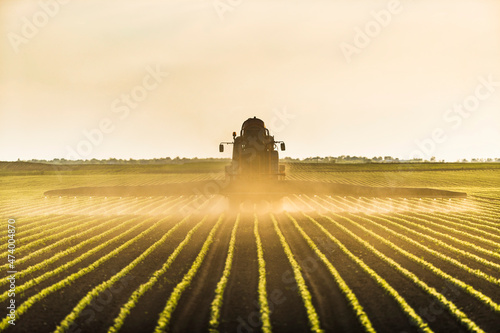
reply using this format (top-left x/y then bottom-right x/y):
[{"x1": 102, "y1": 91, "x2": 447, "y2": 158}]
[{"x1": 31, "y1": 194, "x2": 476, "y2": 217}]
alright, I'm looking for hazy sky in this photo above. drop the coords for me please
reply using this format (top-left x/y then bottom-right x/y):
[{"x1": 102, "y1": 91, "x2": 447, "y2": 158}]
[{"x1": 1, "y1": 0, "x2": 499, "y2": 161}]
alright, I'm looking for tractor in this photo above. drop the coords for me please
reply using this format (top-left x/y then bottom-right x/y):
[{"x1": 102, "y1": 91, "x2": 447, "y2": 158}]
[
  {"x1": 219, "y1": 116, "x2": 286, "y2": 182},
  {"x1": 45, "y1": 116, "x2": 467, "y2": 206}
]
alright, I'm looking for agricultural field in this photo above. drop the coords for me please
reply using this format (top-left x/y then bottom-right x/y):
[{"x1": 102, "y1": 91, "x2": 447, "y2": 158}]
[{"x1": 0, "y1": 162, "x2": 499, "y2": 332}]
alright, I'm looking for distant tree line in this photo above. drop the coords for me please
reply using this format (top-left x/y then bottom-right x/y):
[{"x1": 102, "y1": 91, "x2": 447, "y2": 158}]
[
  {"x1": 281, "y1": 156, "x2": 500, "y2": 164},
  {"x1": 282, "y1": 156, "x2": 403, "y2": 163},
  {"x1": 23, "y1": 157, "x2": 230, "y2": 165},
  {"x1": 17, "y1": 156, "x2": 500, "y2": 164}
]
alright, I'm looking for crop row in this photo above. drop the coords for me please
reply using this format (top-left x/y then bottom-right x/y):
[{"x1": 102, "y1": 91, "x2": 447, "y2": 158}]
[
  {"x1": 253, "y1": 214, "x2": 272, "y2": 333},
  {"x1": 297, "y1": 195, "x2": 500, "y2": 329},
  {"x1": 154, "y1": 214, "x2": 225, "y2": 332},
  {"x1": 288, "y1": 169, "x2": 498, "y2": 189},
  {"x1": 3, "y1": 191, "x2": 497, "y2": 332},
  {"x1": 0, "y1": 216, "x2": 124, "y2": 274},
  {"x1": 314, "y1": 195, "x2": 500, "y2": 258},
  {"x1": 108, "y1": 216, "x2": 209, "y2": 333},
  {"x1": 309, "y1": 195, "x2": 500, "y2": 269},
  {"x1": 362, "y1": 213, "x2": 500, "y2": 273},
  {"x1": 270, "y1": 214, "x2": 323, "y2": 333},
  {"x1": 317, "y1": 213, "x2": 484, "y2": 332},
  {"x1": 209, "y1": 214, "x2": 240, "y2": 332},
  {"x1": 0, "y1": 216, "x2": 162, "y2": 331},
  {"x1": 350, "y1": 212, "x2": 500, "y2": 285},
  {"x1": 0, "y1": 216, "x2": 138, "y2": 297},
  {"x1": 327, "y1": 212, "x2": 500, "y2": 314},
  {"x1": 0, "y1": 214, "x2": 86, "y2": 247},
  {"x1": 285, "y1": 213, "x2": 375, "y2": 333},
  {"x1": 54, "y1": 215, "x2": 188, "y2": 332},
  {"x1": 301, "y1": 213, "x2": 433, "y2": 332},
  {"x1": 344, "y1": 196, "x2": 500, "y2": 239},
  {"x1": 365, "y1": 197, "x2": 499, "y2": 229}
]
